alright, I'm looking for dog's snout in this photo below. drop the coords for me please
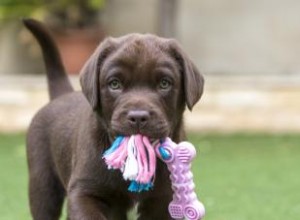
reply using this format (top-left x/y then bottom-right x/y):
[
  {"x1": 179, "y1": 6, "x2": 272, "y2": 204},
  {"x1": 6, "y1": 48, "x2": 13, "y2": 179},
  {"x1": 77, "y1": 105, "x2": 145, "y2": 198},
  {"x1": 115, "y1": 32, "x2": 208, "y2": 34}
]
[{"x1": 127, "y1": 110, "x2": 150, "y2": 127}]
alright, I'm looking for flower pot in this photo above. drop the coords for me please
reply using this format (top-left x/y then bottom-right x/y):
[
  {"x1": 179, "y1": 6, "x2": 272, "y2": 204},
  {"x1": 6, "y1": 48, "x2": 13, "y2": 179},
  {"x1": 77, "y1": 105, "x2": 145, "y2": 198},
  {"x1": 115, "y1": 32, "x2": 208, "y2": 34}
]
[{"x1": 53, "y1": 27, "x2": 105, "y2": 74}]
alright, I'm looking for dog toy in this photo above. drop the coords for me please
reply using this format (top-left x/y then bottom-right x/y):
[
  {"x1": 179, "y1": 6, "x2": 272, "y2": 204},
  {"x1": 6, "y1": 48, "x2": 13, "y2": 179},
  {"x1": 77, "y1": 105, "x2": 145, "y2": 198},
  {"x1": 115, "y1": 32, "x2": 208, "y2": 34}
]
[
  {"x1": 103, "y1": 135, "x2": 205, "y2": 220},
  {"x1": 103, "y1": 135, "x2": 158, "y2": 192},
  {"x1": 156, "y1": 138, "x2": 205, "y2": 220}
]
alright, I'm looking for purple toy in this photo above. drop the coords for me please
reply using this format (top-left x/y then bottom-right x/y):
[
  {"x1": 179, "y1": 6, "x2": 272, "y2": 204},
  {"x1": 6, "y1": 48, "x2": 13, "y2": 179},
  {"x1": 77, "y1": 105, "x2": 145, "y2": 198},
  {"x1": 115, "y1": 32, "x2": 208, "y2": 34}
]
[
  {"x1": 103, "y1": 135, "x2": 205, "y2": 220},
  {"x1": 156, "y1": 138, "x2": 205, "y2": 220}
]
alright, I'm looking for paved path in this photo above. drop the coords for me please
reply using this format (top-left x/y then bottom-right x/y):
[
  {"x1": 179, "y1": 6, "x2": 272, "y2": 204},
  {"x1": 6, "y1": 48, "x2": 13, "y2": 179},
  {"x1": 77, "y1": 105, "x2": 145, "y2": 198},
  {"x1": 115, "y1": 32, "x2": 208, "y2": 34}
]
[
  {"x1": 1, "y1": 74, "x2": 300, "y2": 133},
  {"x1": 186, "y1": 74, "x2": 300, "y2": 133}
]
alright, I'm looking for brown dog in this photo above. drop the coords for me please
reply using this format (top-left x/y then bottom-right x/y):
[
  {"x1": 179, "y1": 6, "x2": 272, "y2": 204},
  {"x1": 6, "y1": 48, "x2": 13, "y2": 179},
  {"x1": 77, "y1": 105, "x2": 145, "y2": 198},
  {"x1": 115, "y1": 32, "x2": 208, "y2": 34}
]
[{"x1": 24, "y1": 19, "x2": 204, "y2": 220}]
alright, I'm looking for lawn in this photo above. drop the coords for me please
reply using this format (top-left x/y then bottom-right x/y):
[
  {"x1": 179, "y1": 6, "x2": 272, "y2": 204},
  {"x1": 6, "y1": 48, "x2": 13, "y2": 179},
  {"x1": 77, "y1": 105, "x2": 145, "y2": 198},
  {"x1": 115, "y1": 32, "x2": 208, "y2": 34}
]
[{"x1": 0, "y1": 133, "x2": 299, "y2": 220}]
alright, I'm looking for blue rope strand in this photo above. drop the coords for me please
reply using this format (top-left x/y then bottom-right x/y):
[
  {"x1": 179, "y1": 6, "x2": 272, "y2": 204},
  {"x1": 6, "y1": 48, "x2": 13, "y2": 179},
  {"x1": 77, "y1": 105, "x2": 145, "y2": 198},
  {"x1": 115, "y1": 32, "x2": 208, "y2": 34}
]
[
  {"x1": 103, "y1": 136, "x2": 124, "y2": 156},
  {"x1": 128, "y1": 181, "x2": 154, "y2": 192}
]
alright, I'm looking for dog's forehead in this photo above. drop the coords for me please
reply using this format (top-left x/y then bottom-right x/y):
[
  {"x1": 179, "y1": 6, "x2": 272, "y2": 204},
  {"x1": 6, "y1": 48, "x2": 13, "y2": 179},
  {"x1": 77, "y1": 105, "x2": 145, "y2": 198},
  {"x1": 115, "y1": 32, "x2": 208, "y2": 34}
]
[
  {"x1": 105, "y1": 34, "x2": 176, "y2": 72},
  {"x1": 120, "y1": 34, "x2": 168, "y2": 58}
]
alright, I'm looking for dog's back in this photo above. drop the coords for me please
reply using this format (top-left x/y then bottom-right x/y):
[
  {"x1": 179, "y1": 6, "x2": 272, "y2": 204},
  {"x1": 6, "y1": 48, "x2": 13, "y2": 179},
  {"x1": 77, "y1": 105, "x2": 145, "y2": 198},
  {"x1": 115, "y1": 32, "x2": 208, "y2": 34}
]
[{"x1": 24, "y1": 18, "x2": 84, "y2": 173}]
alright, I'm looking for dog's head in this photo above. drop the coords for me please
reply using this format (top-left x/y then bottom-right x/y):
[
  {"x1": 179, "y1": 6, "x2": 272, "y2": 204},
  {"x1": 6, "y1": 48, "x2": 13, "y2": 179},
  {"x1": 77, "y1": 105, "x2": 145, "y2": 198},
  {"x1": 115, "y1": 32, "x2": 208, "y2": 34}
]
[{"x1": 80, "y1": 34, "x2": 204, "y2": 139}]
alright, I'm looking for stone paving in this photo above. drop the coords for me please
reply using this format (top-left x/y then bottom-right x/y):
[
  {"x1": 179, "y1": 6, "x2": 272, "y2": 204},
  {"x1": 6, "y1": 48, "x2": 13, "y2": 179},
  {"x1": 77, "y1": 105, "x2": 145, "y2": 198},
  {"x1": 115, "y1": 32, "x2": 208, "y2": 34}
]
[{"x1": 1, "y1": 74, "x2": 300, "y2": 133}]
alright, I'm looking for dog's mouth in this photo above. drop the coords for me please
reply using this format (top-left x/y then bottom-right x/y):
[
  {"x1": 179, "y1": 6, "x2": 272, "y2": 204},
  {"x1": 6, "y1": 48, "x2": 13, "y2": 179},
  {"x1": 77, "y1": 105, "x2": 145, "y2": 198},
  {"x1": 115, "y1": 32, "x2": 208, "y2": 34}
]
[
  {"x1": 108, "y1": 133, "x2": 163, "y2": 148},
  {"x1": 110, "y1": 127, "x2": 169, "y2": 140},
  {"x1": 108, "y1": 133, "x2": 160, "y2": 147},
  {"x1": 110, "y1": 107, "x2": 171, "y2": 142},
  {"x1": 110, "y1": 121, "x2": 170, "y2": 141}
]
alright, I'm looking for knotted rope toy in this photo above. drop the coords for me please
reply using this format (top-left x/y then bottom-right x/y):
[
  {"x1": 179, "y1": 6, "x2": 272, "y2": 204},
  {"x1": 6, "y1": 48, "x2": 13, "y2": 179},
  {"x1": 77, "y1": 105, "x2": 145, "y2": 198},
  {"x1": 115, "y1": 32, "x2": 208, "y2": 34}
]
[{"x1": 103, "y1": 134, "x2": 205, "y2": 220}]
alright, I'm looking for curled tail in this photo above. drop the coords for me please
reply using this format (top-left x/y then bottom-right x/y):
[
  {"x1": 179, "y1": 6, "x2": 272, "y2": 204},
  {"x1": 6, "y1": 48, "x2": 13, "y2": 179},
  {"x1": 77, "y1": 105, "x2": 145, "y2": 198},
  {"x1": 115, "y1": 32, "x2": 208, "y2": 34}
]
[{"x1": 23, "y1": 18, "x2": 74, "y2": 100}]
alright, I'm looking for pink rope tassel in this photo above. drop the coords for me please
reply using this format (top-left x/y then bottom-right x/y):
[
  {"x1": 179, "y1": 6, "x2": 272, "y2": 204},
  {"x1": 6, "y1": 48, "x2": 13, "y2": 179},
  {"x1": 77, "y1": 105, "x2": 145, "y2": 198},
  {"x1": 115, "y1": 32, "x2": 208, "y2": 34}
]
[
  {"x1": 103, "y1": 135, "x2": 158, "y2": 192},
  {"x1": 103, "y1": 138, "x2": 129, "y2": 170},
  {"x1": 135, "y1": 135, "x2": 149, "y2": 183},
  {"x1": 142, "y1": 136, "x2": 156, "y2": 183}
]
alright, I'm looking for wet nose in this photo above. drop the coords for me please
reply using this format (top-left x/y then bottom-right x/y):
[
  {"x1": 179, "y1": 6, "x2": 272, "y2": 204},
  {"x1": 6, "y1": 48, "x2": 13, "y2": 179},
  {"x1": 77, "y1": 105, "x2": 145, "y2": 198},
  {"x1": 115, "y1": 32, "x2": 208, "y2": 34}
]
[{"x1": 127, "y1": 110, "x2": 150, "y2": 127}]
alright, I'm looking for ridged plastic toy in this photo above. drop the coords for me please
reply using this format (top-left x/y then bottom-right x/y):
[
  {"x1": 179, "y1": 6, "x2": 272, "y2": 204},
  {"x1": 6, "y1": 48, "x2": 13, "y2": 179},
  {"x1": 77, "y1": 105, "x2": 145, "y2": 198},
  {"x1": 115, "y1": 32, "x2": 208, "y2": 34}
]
[{"x1": 156, "y1": 138, "x2": 205, "y2": 220}]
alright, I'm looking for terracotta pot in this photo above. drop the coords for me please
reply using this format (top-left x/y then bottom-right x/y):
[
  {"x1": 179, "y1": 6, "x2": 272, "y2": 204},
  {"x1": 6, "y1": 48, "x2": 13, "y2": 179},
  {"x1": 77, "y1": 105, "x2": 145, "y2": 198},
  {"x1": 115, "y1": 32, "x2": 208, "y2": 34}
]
[{"x1": 53, "y1": 28, "x2": 105, "y2": 74}]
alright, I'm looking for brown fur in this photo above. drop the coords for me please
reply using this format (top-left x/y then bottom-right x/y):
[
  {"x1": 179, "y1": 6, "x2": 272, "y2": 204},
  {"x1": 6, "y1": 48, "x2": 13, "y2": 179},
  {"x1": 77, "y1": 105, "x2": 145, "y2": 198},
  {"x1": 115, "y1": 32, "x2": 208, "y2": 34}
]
[{"x1": 24, "y1": 19, "x2": 204, "y2": 220}]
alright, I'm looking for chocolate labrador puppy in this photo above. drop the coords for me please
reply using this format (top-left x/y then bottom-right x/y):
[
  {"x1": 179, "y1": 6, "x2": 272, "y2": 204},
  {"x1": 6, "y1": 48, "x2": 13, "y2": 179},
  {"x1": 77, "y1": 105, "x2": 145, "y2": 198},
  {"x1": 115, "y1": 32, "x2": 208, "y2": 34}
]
[{"x1": 24, "y1": 19, "x2": 204, "y2": 220}]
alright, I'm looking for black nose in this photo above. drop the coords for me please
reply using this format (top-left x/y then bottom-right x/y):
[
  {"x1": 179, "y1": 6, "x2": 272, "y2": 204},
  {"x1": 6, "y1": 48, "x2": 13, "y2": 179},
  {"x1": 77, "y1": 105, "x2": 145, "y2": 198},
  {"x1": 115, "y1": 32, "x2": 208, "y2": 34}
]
[{"x1": 127, "y1": 110, "x2": 150, "y2": 128}]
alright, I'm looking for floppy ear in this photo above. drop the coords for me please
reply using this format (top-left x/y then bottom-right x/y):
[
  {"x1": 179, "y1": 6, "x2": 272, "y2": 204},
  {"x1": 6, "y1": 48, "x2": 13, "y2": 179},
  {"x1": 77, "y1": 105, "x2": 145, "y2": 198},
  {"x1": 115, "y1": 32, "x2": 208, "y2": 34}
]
[
  {"x1": 168, "y1": 40, "x2": 204, "y2": 111},
  {"x1": 80, "y1": 38, "x2": 116, "y2": 111}
]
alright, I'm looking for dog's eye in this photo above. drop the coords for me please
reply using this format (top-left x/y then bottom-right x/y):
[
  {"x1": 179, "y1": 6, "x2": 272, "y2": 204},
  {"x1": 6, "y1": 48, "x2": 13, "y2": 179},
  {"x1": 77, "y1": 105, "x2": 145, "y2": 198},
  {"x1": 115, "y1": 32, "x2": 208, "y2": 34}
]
[
  {"x1": 108, "y1": 78, "x2": 122, "y2": 90},
  {"x1": 158, "y1": 78, "x2": 172, "y2": 90}
]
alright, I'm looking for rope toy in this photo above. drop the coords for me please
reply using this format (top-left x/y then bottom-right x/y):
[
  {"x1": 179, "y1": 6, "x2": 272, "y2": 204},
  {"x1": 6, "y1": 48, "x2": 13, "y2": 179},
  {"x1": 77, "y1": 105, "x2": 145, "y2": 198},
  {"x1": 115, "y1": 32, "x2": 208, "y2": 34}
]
[
  {"x1": 103, "y1": 135, "x2": 205, "y2": 220},
  {"x1": 103, "y1": 135, "x2": 158, "y2": 192}
]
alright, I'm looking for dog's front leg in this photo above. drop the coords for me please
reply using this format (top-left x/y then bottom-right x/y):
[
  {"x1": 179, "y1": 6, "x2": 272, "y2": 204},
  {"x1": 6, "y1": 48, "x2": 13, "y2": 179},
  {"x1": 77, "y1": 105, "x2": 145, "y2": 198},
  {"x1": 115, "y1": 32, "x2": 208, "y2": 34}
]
[
  {"x1": 67, "y1": 191, "x2": 109, "y2": 220},
  {"x1": 137, "y1": 194, "x2": 173, "y2": 220}
]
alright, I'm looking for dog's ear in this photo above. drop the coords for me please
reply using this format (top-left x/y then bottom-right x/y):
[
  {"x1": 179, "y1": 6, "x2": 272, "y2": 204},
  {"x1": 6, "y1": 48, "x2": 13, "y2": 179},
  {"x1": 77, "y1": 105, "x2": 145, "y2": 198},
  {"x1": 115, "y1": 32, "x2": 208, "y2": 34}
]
[
  {"x1": 80, "y1": 38, "x2": 116, "y2": 111},
  {"x1": 168, "y1": 40, "x2": 204, "y2": 111}
]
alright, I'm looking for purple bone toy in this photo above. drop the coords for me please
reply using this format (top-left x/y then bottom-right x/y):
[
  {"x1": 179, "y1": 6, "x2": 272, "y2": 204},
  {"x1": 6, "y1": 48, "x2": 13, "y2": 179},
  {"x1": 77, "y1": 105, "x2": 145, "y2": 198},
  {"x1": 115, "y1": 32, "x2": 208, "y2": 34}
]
[{"x1": 157, "y1": 138, "x2": 205, "y2": 220}]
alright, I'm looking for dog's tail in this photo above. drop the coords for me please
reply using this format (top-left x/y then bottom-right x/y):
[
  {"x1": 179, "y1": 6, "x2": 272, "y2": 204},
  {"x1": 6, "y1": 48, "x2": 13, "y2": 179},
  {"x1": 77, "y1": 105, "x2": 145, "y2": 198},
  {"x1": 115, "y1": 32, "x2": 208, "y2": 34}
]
[{"x1": 23, "y1": 18, "x2": 74, "y2": 100}]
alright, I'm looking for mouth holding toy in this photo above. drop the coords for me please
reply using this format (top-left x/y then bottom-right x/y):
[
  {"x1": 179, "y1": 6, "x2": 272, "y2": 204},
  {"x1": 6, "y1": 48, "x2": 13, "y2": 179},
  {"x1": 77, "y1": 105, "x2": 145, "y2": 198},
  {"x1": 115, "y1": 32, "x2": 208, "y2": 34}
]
[
  {"x1": 103, "y1": 135, "x2": 206, "y2": 220},
  {"x1": 110, "y1": 126, "x2": 169, "y2": 141},
  {"x1": 110, "y1": 106, "x2": 171, "y2": 140},
  {"x1": 103, "y1": 134, "x2": 161, "y2": 192}
]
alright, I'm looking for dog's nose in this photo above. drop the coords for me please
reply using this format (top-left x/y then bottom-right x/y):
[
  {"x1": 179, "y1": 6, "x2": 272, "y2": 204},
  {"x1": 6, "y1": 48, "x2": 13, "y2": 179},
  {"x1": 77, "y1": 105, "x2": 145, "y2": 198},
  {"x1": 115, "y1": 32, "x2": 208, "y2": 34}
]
[{"x1": 127, "y1": 110, "x2": 150, "y2": 127}]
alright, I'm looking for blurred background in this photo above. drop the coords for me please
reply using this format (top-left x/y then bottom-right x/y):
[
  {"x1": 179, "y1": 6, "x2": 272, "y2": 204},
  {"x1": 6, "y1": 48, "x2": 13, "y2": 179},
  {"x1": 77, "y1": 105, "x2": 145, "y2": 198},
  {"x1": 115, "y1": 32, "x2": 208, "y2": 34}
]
[
  {"x1": 1, "y1": 0, "x2": 300, "y2": 133},
  {"x1": 0, "y1": 0, "x2": 300, "y2": 220}
]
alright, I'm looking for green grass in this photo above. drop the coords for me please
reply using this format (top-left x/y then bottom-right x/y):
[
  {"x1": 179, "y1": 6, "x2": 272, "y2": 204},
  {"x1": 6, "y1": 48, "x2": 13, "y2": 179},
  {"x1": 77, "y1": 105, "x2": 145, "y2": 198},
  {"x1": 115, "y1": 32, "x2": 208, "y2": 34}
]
[
  {"x1": 0, "y1": 133, "x2": 30, "y2": 220},
  {"x1": 189, "y1": 133, "x2": 300, "y2": 220},
  {"x1": 0, "y1": 133, "x2": 299, "y2": 219}
]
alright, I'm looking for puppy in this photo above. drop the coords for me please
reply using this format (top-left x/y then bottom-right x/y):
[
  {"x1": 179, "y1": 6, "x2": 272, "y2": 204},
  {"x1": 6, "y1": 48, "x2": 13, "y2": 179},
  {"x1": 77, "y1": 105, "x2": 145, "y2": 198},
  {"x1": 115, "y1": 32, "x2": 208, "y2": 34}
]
[{"x1": 24, "y1": 19, "x2": 204, "y2": 220}]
